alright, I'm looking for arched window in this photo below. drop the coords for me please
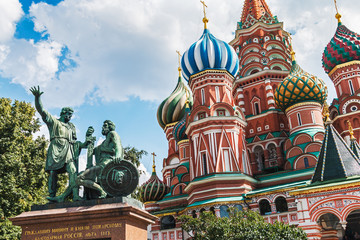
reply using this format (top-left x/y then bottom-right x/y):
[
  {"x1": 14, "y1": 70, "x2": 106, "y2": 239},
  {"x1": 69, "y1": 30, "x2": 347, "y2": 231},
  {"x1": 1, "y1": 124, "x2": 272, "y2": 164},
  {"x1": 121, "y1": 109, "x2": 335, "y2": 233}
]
[
  {"x1": 349, "y1": 80, "x2": 355, "y2": 95},
  {"x1": 161, "y1": 216, "x2": 176, "y2": 230},
  {"x1": 202, "y1": 153, "x2": 208, "y2": 175},
  {"x1": 254, "y1": 146, "x2": 265, "y2": 171},
  {"x1": 275, "y1": 197, "x2": 288, "y2": 213},
  {"x1": 272, "y1": 66, "x2": 282, "y2": 71},
  {"x1": 267, "y1": 143, "x2": 277, "y2": 160},
  {"x1": 259, "y1": 199, "x2": 271, "y2": 215},
  {"x1": 201, "y1": 88, "x2": 205, "y2": 105},
  {"x1": 254, "y1": 102, "x2": 260, "y2": 115},
  {"x1": 297, "y1": 113, "x2": 302, "y2": 126},
  {"x1": 311, "y1": 111, "x2": 315, "y2": 124},
  {"x1": 317, "y1": 213, "x2": 340, "y2": 231},
  {"x1": 304, "y1": 157, "x2": 309, "y2": 168},
  {"x1": 338, "y1": 84, "x2": 342, "y2": 95},
  {"x1": 223, "y1": 149, "x2": 231, "y2": 172},
  {"x1": 215, "y1": 86, "x2": 220, "y2": 103},
  {"x1": 220, "y1": 205, "x2": 229, "y2": 218}
]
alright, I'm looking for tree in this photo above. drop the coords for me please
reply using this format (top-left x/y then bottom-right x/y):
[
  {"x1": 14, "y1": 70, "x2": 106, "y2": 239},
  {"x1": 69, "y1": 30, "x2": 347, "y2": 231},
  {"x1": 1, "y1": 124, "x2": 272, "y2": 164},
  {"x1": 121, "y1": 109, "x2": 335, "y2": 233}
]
[
  {"x1": 124, "y1": 146, "x2": 147, "y2": 172},
  {"x1": 0, "y1": 98, "x2": 49, "y2": 239},
  {"x1": 179, "y1": 208, "x2": 307, "y2": 240},
  {"x1": 123, "y1": 146, "x2": 148, "y2": 200}
]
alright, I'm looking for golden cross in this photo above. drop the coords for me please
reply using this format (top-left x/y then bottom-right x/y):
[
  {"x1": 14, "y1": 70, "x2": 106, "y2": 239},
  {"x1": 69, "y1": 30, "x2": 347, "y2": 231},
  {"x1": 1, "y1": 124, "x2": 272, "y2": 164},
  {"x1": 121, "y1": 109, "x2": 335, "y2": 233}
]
[
  {"x1": 151, "y1": 152, "x2": 156, "y2": 172},
  {"x1": 347, "y1": 120, "x2": 355, "y2": 140},
  {"x1": 334, "y1": 0, "x2": 339, "y2": 14},
  {"x1": 176, "y1": 50, "x2": 182, "y2": 76},
  {"x1": 334, "y1": 0, "x2": 341, "y2": 22},
  {"x1": 200, "y1": 0, "x2": 207, "y2": 19}
]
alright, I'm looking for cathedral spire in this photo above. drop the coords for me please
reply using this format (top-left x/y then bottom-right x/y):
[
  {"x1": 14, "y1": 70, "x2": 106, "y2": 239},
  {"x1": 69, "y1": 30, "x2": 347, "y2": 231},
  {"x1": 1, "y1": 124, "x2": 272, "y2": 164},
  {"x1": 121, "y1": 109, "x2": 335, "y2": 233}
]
[{"x1": 240, "y1": 0, "x2": 273, "y2": 24}]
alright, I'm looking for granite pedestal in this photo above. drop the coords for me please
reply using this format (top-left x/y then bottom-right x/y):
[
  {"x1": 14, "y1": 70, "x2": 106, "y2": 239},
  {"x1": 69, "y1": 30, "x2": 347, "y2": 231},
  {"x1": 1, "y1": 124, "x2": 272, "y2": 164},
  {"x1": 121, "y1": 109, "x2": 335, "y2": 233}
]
[{"x1": 11, "y1": 197, "x2": 157, "y2": 240}]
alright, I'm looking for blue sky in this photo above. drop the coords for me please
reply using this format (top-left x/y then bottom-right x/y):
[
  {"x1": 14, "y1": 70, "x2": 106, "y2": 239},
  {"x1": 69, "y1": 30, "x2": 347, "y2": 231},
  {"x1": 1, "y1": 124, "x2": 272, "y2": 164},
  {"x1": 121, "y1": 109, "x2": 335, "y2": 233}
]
[{"x1": 1, "y1": 0, "x2": 360, "y2": 182}]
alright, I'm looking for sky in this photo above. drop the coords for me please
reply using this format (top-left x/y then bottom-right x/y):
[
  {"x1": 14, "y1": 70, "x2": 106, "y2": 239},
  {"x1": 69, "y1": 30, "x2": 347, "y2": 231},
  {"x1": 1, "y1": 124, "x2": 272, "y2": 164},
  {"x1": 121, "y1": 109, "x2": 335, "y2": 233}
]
[{"x1": 1, "y1": 0, "x2": 360, "y2": 184}]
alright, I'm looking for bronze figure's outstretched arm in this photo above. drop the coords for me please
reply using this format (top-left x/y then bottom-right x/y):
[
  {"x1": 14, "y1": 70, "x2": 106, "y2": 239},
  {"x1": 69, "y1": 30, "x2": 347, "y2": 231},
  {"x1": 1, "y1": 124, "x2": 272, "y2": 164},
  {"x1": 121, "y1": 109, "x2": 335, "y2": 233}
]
[{"x1": 29, "y1": 86, "x2": 47, "y2": 120}]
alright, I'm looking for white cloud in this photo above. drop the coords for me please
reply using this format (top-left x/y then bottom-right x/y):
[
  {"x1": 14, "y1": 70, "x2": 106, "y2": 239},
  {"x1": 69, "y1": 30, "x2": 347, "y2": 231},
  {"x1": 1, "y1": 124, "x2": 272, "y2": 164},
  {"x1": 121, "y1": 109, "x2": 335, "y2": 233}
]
[
  {"x1": 0, "y1": 0, "x2": 23, "y2": 43},
  {"x1": 0, "y1": 38, "x2": 63, "y2": 88},
  {"x1": 138, "y1": 162, "x2": 151, "y2": 185},
  {"x1": 1, "y1": 0, "x2": 360, "y2": 107}
]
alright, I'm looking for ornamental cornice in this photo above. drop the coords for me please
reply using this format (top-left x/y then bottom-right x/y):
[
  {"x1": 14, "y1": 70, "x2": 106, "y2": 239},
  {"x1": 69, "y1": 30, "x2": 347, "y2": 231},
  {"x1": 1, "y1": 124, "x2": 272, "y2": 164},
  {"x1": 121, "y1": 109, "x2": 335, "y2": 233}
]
[
  {"x1": 328, "y1": 60, "x2": 360, "y2": 77},
  {"x1": 284, "y1": 101, "x2": 322, "y2": 114},
  {"x1": 290, "y1": 184, "x2": 360, "y2": 197}
]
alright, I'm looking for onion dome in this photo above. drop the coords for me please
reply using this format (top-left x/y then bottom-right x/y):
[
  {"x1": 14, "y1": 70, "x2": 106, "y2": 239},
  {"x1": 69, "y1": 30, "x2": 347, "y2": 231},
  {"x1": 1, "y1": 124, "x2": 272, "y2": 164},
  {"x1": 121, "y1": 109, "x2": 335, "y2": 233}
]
[
  {"x1": 322, "y1": 17, "x2": 360, "y2": 74},
  {"x1": 173, "y1": 99, "x2": 191, "y2": 143},
  {"x1": 274, "y1": 52, "x2": 328, "y2": 112},
  {"x1": 181, "y1": 28, "x2": 239, "y2": 82},
  {"x1": 157, "y1": 77, "x2": 193, "y2": 129},
  {"x1": 139, "y1": 157, "x2": 168, "y2": 203}
]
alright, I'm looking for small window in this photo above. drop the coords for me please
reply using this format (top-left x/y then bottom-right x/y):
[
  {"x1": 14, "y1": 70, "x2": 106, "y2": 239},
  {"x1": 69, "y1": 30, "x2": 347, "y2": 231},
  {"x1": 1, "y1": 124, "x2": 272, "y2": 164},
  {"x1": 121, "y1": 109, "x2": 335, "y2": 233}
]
[
  {"x1": 198, "y1": 112, "x2": 206, "y2": 120},
  {"x1": 220, "y1": 205, "x2": 229, "y2": 218},
  {"x1": 201, "y1": 88, "x2": 205, "y2": 105},
  {"x1": 304, "y1": 157, "x2": 309, "y2": 168},
  {"x1": 259, "y1": 199, "x2": 271, "y2": 215},
  {"x1": 217, "y1": 109, "x2": 225, "y2": 116},
  {"x1": 192, "y1": 210, "x2": 197, "y2": 218},
  {"x1": 254, "y1": 102, "x2": 260, "y2": 115},
  {"x1": 223, "y1": 149, "x2": 231, "y2": 172},
  {"x1": 183, "y1": 147, "x2": 186, "y2": 158},
  {"x1": 311, "y1": 111, "x2": 315, "y2": 124},
  {"x1": 349, "y1": 80, "x2": 355, "y2": 95},
  {"x1": 202, "y1": 153, "x2": 208, "y2": 175},
  {"x1": 297, "y1": 113, "x2": 302, "y2": 126},
  {"x1": 179, "y1": 185, "x2": 183, "y2": 194},
  {"x1": 275, "y1": 197, "x2": 288, "y2": 213},
  {"x1": 215, "y1": 86, "x2": 220, "y2": 103}
]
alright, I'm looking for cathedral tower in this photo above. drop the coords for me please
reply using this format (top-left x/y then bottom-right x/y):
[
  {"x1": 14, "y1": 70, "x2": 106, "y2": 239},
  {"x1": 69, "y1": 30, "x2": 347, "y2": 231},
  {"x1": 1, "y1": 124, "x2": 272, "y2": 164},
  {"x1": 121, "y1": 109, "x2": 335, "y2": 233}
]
[{"x1": 229, "y1": 0, "x2": 292, "y2": 174}]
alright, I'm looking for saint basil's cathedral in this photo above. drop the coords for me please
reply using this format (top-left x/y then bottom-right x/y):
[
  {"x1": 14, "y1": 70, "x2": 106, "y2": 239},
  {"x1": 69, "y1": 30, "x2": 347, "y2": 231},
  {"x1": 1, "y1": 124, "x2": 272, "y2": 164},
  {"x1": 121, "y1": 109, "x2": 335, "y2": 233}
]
[{"x1": 139, "y1": 0, "x2": 360, "y2": 239}]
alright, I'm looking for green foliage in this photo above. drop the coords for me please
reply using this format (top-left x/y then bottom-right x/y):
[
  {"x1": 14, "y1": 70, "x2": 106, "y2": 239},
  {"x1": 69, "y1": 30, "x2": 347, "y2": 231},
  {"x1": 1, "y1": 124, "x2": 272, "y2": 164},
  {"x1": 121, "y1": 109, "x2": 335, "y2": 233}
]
[
  {"x1": 124, "y1": 146, "x2": 147, "y2": 170},
  {"x1": 123, "y1": 146, "x2": 147, "y2": 200},
  {"x1": 0, "y1": 98, "x2": 49, "y2": 239},
  {"x1": 179, "y1": 208, "x2": 307, "y2": 240}
]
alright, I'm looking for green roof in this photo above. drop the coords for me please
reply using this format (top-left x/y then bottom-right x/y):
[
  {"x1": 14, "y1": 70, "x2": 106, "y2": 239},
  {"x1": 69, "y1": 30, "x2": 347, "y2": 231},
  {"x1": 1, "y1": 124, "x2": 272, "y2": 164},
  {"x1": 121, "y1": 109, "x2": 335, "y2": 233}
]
[
  {"x1": 256, "y1": 167, "x2": 315, "y2": 182},
  {"x1": 152, "y1": 206, "x2": 187, "y2": 216},
  {"x1": 157, "y1": 193, "x2": 188, "y2": 202},
  {"x1": 187, "y1": 196, "x2": 244, "y2": 208},
  {"x1": 245, "y1": 180, "x2": 309, "y2": 196},
  {"x1": 312, "y1": 124, "x2": 360, "y2": 183}
]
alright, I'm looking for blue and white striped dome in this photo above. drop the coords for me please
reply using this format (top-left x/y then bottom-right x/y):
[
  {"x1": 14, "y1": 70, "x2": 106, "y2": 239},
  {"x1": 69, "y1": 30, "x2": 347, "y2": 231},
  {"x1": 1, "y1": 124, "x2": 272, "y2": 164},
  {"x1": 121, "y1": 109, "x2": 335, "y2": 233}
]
[{"x1": 181, "y1": 28, "x2": 239, "y2": 82}]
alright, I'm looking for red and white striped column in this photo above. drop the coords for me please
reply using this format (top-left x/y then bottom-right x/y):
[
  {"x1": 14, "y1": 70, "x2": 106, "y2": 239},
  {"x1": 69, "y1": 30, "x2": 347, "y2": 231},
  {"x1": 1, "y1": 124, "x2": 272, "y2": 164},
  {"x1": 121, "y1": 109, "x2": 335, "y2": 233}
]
[{"x1": 265, "y1": 79, "x2": 276, "y2": 109}]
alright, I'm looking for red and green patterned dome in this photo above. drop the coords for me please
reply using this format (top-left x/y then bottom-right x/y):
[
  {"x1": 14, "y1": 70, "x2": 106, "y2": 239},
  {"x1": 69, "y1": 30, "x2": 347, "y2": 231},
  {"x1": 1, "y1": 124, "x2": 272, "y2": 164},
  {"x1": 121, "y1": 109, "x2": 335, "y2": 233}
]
[
  {"x1": 274, "y1": 60, "x2": 328, "y2": 112},
  {"x1": 322, "y1": 22, "x2": 360, "y2": 74},
  {"x1": 139, "y1": 165, "x2": 168, "y2": 203}
]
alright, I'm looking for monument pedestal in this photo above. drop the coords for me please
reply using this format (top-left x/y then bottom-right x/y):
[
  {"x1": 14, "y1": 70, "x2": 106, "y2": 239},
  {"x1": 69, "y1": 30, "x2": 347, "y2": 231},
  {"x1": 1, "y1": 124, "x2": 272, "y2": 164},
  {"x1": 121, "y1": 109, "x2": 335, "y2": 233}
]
[{"x1": 11, "y1": 198, "x2": 157, "y2": 240}]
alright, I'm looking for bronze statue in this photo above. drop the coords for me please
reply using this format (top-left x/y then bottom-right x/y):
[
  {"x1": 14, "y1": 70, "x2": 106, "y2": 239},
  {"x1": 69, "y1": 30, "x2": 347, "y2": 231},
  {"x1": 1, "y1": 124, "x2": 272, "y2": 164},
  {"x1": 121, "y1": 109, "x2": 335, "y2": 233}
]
[
  {"x1": 77, "y1": 120, "x2": 124, "y2": 198},
  {"x1": 30, "y1": 86, "x2": 86, "y2": 201},
  {"x1": 30, "y1": 86, "x2": 138, "y2": 202}
]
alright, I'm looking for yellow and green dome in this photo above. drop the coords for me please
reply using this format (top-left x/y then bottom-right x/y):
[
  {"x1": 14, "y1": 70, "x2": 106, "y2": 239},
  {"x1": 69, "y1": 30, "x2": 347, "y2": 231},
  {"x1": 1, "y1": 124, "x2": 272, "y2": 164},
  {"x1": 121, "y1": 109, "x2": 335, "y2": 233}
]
[
  {"x1": 157, "y1": 76, "x2": 193, "y2": 129},
  {"x1": 274, "y1": 60, "x2": 328, "y2": 112},
  {"x1": 139, "y1": 164, "x2": 168, "y2": 203}
]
